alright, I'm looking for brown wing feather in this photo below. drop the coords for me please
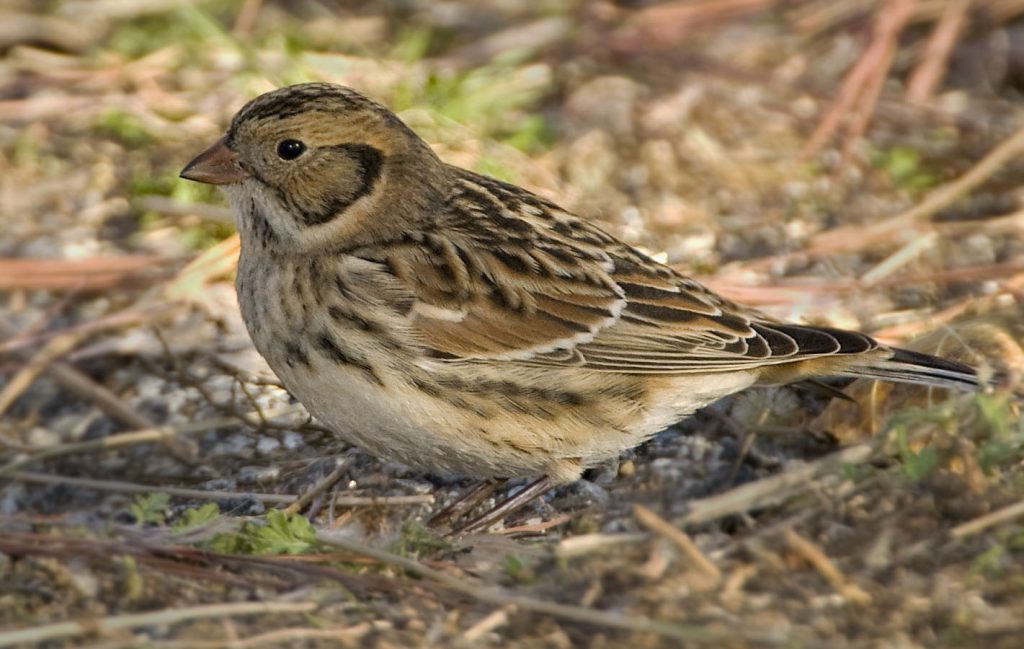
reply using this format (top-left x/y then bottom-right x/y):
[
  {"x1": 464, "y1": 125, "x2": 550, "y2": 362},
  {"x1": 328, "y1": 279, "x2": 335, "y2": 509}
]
[
  {"x1": 372, "y1": 176, "x2": 627, "y2": 360},
  {"x1": 378, "y1": 168, "x2": 881, "y2": 372}
]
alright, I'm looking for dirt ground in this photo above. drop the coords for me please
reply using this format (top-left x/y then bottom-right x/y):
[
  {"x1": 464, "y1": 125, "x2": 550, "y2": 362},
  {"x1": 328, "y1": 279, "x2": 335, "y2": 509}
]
[{"x1": 2, "y1": 1, "x2": 1024, "y2": 647}]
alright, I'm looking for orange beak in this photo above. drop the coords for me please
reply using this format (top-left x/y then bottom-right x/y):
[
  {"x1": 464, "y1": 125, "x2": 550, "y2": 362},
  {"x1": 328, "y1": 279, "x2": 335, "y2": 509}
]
[{"x1": 180, "y1": 136, "x2": 249, "y2": 185}]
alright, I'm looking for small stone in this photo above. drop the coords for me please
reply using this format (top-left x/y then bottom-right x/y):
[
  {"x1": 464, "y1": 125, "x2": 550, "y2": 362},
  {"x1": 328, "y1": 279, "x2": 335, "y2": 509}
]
[
  {"x1": 564, "y1": 76, "x2": 645, "y2": 139},
  {"x1": 618, "y1": 459, "x2": 635, "y2": 477},
  {"x1": 256, "y1": 436, "x2": 281, "y2": 455}
]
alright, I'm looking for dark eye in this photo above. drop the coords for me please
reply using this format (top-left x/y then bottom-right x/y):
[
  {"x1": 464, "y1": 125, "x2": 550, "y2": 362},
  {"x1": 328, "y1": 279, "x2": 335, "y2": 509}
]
[{"x1": 276, "y1": 139, "x2": 306, "y2": 160}]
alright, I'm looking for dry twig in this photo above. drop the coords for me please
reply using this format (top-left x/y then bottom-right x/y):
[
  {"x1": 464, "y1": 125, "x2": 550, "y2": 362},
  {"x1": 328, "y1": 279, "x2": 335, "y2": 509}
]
[
  {"x1": 280, "y1": 458, "x2": 353, "y2": 516},
  {"x1": 0, "y1": 316, "x2": 158, "y2": 434},
  {"x1": 677, "y1": 442, "x2": 878, "y2": 527},
  {"x1": 951, "y1": 498, "x2": 1024, "y2": 538},
  {"x1": 783, "y1": 528, "x2": 872, "y2": 605},
  {"x1": 5, "y1": 470, "x2": 433, "y2": 508},
  {"x1": 145, "y1": 623, "x2": 388, "y2": 648},
  {"x1": 317, "y1": 531, "x2": 784, "y2": 644},
  {"x1": 0, "y1": 601, "x2": 318, "y2": 648},
  {"x1": 802, "y1": 0, "x2": 918, "y2": 166},
  {"x1": 0, "y1": 329, "x2": 84, "y2": 418},
  {"x1": 0, "y1": 256, "x2": 168, "y2": 291},
  {"x1": 0, "y1": 415, "x2": 244, "y2": 476},
  {"x1": 811, "y1": 122, "x2": 1024, "y2": 256},
  {"x1": 634, "y1": 504, "x2": 722, "y2": 584},
  {"x1": 906, "y1": 0, "x2": 973, "y2": 102}
]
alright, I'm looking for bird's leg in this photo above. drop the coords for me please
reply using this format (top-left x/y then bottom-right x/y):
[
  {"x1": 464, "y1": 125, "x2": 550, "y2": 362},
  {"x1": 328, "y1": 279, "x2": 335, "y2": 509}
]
[
  {"x1": 428, "y1": 479, "x2": 502, "y2": 530},
  {"x1": 453, "y1": 476, "x2": 554, "y2": 535}
]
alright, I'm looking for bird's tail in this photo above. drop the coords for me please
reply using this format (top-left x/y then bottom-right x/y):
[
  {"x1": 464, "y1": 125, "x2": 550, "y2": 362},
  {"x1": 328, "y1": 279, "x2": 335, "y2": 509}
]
[{"x1": 844, "y1": 347, "x2": 981, "y2": 392}]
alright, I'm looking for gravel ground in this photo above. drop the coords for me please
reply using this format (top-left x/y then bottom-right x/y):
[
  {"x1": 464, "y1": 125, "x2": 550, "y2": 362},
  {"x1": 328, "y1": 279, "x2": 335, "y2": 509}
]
[{"x1": 2, "y1": 2, "x2": 1024, "y2": 647}]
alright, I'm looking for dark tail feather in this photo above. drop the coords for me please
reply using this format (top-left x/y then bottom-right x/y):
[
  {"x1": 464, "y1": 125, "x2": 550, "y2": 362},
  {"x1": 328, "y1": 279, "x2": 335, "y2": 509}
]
[{"x1": 846, "y1": 347, "x2": 980, "y2": 391}]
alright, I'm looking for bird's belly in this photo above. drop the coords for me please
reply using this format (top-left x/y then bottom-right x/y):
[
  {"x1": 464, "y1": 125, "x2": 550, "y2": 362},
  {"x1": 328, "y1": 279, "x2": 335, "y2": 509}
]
[
  {"x1": 273, "y1": 363, "x2": 437, "y2": 469},
  {"x1": 269, "y1": 360, "x2": 549, "y2": 478},
  {"x1": 269, "y1": 352, "x2": 759, "y2": 481}
]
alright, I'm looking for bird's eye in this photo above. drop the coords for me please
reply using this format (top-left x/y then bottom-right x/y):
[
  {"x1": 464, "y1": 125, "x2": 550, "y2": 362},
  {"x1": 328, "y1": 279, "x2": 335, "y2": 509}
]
[{"x1": 276, "y1": 139, "x2": 306, "y2": 160}]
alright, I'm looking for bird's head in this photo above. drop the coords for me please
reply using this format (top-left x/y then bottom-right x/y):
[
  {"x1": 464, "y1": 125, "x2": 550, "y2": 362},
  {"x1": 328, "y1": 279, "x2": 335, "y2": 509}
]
[{"x1": 181, "y1": 82, "x2": 444, "y2": 254}]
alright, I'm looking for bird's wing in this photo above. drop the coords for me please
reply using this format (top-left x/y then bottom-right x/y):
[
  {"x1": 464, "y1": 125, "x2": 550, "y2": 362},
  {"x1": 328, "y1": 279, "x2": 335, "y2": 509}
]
[
  {"x1": 372, "y1": 170, "x2": 880, "y2": 372},
  {"x1": 575, "y1": 263, "x2": 879, "y2": 373},
  {"x1": 373, "y1": 214, "x2": 628, "y2": 362}
]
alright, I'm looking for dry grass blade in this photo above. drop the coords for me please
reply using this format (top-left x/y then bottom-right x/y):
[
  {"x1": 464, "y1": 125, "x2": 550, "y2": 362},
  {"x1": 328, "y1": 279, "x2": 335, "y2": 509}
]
[
  {"x1": 905, "y1": 0, "x2": 972, "y2": 103},
  {"x1": 810, "y1": 122, "x2": 1024, "y2": 255},
  {"x1": 164, "y1": 234, "x2": 240, "y2": 301},
  {"x1": 0, "y1": 414, "x2": 249, "y2": 476},
  {"x1": 317, "y1": 530, "x2": 787, "y2": 645},
  {"x1": 986, "y1": 0, "x2": 1024, "y2": 23},
  {"x1": 790, "y1": 0, "x2": 868, "y2": 35},
  {"x1": 0, "y1": 316, "x2": 157, "y2": 432},
  {"x1": 462, "y1": 608, "x2": 511, "y2": 643},
  {"x1": 634, "y1": 504, "x2": 722, "y2": 584},
  {"x1": 870, "y1": 292, "x2": 996, "y2": 340},
  {"x1": 0, "y1": 11, "x2": 97, "y2": 51},
  {"x1": 142, "y1": 623, "x2": 388, "y2": 648},
  {"x1": 0, "y1": 601, "x2": 318, "y2": 648},
  {"x1": 802, "y1": 0, "x2": 917, "y2": 163},
  {"x1": 232, "y1": 0, "x2": 264, "y2": 36},
  {"x1": 280, "y1": 458, "x2": 352, "y2": 516},
  {"x1": 677, "y1": 442, "x2": 878, "y2": 527},
  {"x1": 0, "y1": 256, "x2": 168, "y2": 291},
  {"x1": 0, "y1": 528, "x2": 399, "y2": 593},
  {"x1": 5, "y1": 470, "x2": 434, "y2": 507},
  {"x1": 784, "y1": 528, "x2": 872, "y2": 605},
  {"x1": 836, "y1": 0, "x2": 918, "y2": 169},
  {"x1": 0, "y1": 329, "x2": 83, "y2": 418},
  {"x1": 494, "y1": 512, "x2": 573, "y2": 535},
  {"x1": 0, "y1": 303, "x2": 185, "y2": 356},
  {"x1": 556, "y1": 532, "x2": 650, "y2": 559},
  {"x1": 951, "y1": 498, "x2": 1024, "y2": 538},
  {"x1": 58, "y1": 0, "x2": 193, "y2": 22},
  {"x1": 612, "y1": 0, "x2": 776, "y2": 51},
  {"x1": 860, "y1": 231, "x2": 939, "y2": 286},
  {"x1": 709, "y1": 260, "x2": 1024, "y2": 308},
  {"x1": 7, "y1": 469, "x2": 295, "y2": 504}
]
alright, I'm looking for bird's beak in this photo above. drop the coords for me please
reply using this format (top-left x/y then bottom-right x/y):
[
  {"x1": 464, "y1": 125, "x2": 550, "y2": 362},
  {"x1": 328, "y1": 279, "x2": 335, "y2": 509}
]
[{"x1": 180, "y1": 136, "x2": 249, "y2": 185}]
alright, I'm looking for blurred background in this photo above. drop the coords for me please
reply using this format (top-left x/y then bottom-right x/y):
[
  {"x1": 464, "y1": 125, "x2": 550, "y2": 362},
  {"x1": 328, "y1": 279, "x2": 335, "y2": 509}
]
[
  {"x1": 4, "y1": 0, "x2": 1024, "y2": 290},
  {"x1": 3, "y1": 1, "x2": 1024, "y2": 647}
]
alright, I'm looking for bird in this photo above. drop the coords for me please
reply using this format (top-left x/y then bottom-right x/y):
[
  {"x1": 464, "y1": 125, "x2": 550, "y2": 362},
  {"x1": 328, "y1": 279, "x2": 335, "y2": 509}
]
[{"x1": 181, "y1": 82, "x2": 981, "y2": 531}]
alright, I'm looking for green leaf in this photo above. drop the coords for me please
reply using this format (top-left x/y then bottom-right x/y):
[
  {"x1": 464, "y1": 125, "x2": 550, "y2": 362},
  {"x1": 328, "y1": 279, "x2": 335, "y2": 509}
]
[
  {"x1": 130, "y1": 492, "x2": 170, "y2": 526},
  {"x1": 891, "y1": 424, "x2": 940, "y2": 481},
  {"x1": 171, "y1": 503, "x2": 221, "y2": 533},
  {"x1": 976, "y1": 393, "x2": 1013, "y2": 439},
  {"x1": 872, "y1": 146, "x2": 939, "y2": 191},
  {"x1": 502, "y1": 554, "x2": 536, "y2": 584},
  {"x1": 839, "y1": 462, "x2": 874, "y2": 484},
  {"x1": 98, "y1": 110, "x2": 153, "y2": 148},
  {"x1": 969, "y1": 543, "x2": 1007, "y2": 578},
  {"x1": 206, "y1": 510, "x2": 318, "y2": 555},
  {"x1": 903, "y1": 445, "x2": 939, "y2": 481},
  {"x1": 392, "y1": 521, "x2": 452, "y2": 558},
  {"x1": 247, "y1": 510, "x2": 318, "y2": 555},
  {"x1": 208, "y1": 530, "x2": 248, "y2": 555}
]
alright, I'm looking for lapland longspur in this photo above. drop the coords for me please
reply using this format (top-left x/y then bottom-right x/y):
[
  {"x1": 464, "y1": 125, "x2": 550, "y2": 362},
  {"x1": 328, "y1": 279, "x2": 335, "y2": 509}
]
[{"x1": 182, "y1": 83, "x2": 980, "y2": 527}]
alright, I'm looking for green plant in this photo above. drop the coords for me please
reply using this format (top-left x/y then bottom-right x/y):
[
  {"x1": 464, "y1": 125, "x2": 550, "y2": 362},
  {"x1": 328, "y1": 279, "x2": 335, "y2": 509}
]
[
  {"x1": 209, "y1": 509, "x2": 319, "y2": 555},
  {"x1": 130, "y1": 492, "x2": 171, "y2": 525},
  {"x1": 392, "y1": 521, "x2": 452, "y2": 558},
  {"x1": 171, "y1": 503, "x2": 221, "y2": 533},
  {"x1": 871, "y1": 146, "x2": 938, "y2": 191}
]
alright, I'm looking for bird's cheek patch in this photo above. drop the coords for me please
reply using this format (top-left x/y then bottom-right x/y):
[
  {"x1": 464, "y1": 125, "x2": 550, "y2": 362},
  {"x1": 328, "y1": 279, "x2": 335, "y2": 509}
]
[{"x1": 294, "y1": 144, "x2": 384, "y2": 227}]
